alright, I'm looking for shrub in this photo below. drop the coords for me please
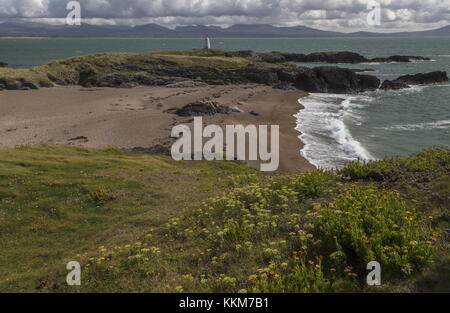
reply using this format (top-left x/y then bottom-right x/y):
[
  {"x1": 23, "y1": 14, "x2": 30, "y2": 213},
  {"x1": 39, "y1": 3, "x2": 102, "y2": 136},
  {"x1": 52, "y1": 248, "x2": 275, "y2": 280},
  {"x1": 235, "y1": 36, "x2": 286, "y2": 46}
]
[
  {"x1": 339, "y1": 149, "x2": 450, "y2": 181},
  {"x1": 88, "y1": 186, "x2": 115, "y2": 207},
  {"x1": 305, "y1": 184, "x2": 434, "y2": 276},
  {"x1": 248, "y1": 255, "x2": 335, "y2": 293}
]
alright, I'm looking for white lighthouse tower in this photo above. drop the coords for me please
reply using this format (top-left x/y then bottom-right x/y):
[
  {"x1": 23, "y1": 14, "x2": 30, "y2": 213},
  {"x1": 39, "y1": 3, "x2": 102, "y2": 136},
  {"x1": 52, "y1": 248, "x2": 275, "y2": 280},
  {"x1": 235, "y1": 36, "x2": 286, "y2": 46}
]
[{"x1": 204, "y1": 36, "x2": 211, "y2": 50}]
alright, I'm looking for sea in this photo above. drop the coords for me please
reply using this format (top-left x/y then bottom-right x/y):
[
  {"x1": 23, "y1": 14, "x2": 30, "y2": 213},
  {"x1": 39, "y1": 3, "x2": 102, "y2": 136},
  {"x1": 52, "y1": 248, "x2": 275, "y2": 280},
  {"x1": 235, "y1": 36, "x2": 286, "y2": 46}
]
[{"x1": 1, "y1": 37, "x2": 449, "y2": 169}]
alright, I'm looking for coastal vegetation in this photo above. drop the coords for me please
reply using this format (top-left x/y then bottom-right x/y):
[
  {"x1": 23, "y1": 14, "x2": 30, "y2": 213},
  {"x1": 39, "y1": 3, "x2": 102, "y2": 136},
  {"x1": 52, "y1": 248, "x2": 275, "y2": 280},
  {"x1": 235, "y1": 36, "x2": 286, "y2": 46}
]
[
  {"x1": 0, "y1": 145, "x2": 448, "y2": 292},
  {"x1": 1, "y1": 49, "x2": 447, "y2": 93}
]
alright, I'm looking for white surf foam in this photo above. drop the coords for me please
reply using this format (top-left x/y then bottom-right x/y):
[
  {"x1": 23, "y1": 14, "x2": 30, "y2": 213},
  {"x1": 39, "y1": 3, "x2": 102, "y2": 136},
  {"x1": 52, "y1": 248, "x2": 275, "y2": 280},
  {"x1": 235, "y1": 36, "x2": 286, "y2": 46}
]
[
  {"x1": 379, "y1": 120, "x2": 450, "y2": 131},
  {"x1": 295, "y1": 93, "x2": 373, "y2": 170}
]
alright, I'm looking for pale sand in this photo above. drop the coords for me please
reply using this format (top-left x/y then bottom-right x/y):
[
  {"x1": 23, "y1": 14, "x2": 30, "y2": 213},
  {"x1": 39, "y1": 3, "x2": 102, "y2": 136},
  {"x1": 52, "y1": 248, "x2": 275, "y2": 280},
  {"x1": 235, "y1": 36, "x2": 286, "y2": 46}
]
[{"x1": 0, "y1": 85, "x2": 315, "y2": 173}]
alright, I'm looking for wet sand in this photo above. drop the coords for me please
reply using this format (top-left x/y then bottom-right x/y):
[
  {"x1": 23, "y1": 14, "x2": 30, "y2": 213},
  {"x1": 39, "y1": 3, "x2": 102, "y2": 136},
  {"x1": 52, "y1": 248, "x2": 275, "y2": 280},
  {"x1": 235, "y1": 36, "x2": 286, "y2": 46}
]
[{"x1": 0, "y1": 85, "x2": 315, "y2": 173}]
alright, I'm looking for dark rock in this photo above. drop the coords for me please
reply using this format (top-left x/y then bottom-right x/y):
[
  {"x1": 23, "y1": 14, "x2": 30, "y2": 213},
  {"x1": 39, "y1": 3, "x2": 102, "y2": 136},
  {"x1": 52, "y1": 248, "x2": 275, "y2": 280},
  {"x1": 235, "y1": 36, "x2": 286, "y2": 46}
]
[
  {"x1": 68, "y1": 136, "x2": 89, "y2": 143},
  {"x1": 261, "y1": 51, "x2": 369, "y2": 64},
  {"x1": 294, "y1": 66, "x2": 380, "y2": 93},
  {"x1": 392, "y1": 71, "x2": 449, "y2": 85},
  {"x1": 0, "y1": 62, "x2": 9, "y2": 68},
  {"x1": 273, "y1": 81, "x2": 296, "y2": 90},
  {"x1": 278, "y1": 53, "x2": 307, "y2": 62},
  {"x1": 276, "y1": 69, "x2": 300, "y2": 82},
  {"x1": 229, "y1": 51, "x2": 431, "y2": 65},
  {"x1": 21, "y1": 82, "x2": 40, "y2": 90},
  {"x1": 302, "y1": 51, "x2": 368, "y2": 64},
  {"x1": 351, "y1": 68, "x2": 376, "y2": 72},
  {"x1": 0, "y1": 80, "x2": 22, "y2": 90},
  {"x1": 166, "y1": 100, "x2": 236, "y2": 116},
  {"x1": 370, "y1": 55, "x2": 431, "y2": 63},
  {"x1": 39, "y1": 81, "x2": 55, "y2": 88},
  {"x1": 249, "y1": 111, "x2": 260, "y2": 116},
  {"x1": 380, "y1": 80, "x2": 410, "y2": 90}
]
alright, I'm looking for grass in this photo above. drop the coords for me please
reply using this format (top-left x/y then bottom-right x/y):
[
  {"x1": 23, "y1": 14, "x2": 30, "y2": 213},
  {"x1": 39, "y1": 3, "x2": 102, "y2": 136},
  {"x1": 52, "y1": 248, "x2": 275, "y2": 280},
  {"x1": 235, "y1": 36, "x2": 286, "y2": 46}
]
[
  {"x1": 0, "y1": 51, "x2": 254, "y2": 87},
  {"x1": 0, "y1": 146, "x2": 448, "y2": 292},
  {"x1": 0, "y1": 145, "x2": 255, "y2": 292}
]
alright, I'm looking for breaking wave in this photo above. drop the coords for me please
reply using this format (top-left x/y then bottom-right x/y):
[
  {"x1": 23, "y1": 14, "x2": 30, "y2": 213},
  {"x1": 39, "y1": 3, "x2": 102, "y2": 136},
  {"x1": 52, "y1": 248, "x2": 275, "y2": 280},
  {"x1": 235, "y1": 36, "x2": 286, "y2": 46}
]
[{"x1": 295, "y1": 94, "x2": 374, "y2": 170}]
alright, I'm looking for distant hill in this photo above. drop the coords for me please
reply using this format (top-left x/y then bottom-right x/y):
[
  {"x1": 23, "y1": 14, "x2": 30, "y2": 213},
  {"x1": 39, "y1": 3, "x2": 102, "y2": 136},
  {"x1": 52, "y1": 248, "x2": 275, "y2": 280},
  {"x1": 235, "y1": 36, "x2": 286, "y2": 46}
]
[{"x1": 0, "y1": 21, "x2": 448, "y2": 38}]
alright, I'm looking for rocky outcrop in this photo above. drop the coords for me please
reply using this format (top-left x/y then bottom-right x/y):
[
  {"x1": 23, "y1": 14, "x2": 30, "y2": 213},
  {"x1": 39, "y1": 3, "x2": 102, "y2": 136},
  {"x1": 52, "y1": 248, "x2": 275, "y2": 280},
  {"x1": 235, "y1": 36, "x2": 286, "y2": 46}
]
[
  {"x1": 351, "y1": 68, "x2": 376, "y2": 73},
  {"x1": 393, "y1": 71, "x2": 449, "y2": 85},
  {"x1": 299, "y1": 51, "x2": 368, "y2": 64},
  {"x1": 226, "y1": 51, "x2": 431, "y2": 64},
  {"x1": 0, "y1": 62, "x2": 9, "y2": 68},
  {"x1": 292, "y1": 66, "x2": 380, "y2": 93},
  {"x1": 2, "y1": 50, "x2": 437, "y2": 95},
  {"x1": 0, "y1": 79, "x2": 53, "y2": 90},
  {"x1": 370, "y1": 55, "x2": 431, "y2": 63},
  {"x1": 165, "y1": 100, "x2": 239, "y2": 116},
  {"x1": 379, "y1": 80, "x2": 410, "y2": 90},
  {"x1": 380, "y1": 71, "x2": 448, "y2": 91}
]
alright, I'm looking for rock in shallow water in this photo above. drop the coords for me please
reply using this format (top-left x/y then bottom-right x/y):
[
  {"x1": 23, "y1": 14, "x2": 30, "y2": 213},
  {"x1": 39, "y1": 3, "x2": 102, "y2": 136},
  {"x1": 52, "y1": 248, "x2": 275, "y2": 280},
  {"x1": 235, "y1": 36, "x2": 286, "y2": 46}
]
[
  {"x1": 380, "y1": 80, "x2": 410, "y2": 91},
  {"x1": 293, "y1": 66, "x2": 380, "y2": 94},
  {"x1": 393, "y1": 71, "x2": 449, "y2": 85}
]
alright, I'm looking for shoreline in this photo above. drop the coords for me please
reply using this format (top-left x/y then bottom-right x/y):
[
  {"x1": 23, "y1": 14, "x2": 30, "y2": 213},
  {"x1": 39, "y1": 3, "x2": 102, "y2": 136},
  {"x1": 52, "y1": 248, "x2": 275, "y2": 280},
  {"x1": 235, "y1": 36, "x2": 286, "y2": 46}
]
[{"x1": 0, "y1": 85, "x2": 315, "y2": 173}]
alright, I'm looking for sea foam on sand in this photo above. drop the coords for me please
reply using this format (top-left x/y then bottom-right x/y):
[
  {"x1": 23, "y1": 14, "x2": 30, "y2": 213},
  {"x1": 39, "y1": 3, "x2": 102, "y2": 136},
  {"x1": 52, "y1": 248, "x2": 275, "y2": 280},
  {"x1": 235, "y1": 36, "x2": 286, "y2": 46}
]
[{"x1": 295, "y1": 93, "x2": 373, "y2": 170}]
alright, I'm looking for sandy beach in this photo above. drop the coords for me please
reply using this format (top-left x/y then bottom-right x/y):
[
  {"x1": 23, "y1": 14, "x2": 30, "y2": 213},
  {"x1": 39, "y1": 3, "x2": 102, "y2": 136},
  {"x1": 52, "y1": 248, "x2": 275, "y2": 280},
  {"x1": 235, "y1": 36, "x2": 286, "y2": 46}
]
[{"x1": 0, "y1": 85, "x2": 314, "y2": 173}]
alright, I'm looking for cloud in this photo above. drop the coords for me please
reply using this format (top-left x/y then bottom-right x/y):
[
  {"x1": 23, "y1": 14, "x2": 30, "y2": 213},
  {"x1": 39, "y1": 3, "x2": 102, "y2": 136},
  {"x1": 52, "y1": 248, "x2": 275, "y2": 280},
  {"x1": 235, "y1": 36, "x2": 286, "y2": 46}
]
[{"x1": 0, "y1": 0, "x2": 448, "y2": 31}]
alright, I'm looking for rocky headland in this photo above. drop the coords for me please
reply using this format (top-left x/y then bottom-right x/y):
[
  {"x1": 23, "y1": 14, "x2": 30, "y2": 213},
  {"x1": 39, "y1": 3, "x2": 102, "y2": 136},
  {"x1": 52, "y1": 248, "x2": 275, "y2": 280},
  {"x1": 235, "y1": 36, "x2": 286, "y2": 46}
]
[
  {"x1": 225, "y1": 50, "x2": 431, "y2": 64},
  {"x1": 380, "y1": 71, "x2": 449, "y2": 90},
  {"x1": 0, "y1": 49, "x2": 446, "y2": 94}
]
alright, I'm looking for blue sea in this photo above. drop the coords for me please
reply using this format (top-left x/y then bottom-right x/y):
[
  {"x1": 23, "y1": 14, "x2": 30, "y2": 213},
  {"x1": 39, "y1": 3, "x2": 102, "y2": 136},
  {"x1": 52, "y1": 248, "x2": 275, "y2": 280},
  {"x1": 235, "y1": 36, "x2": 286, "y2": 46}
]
[{"x1": 1, "y1": 37, "x2": 449, "y2": 168}]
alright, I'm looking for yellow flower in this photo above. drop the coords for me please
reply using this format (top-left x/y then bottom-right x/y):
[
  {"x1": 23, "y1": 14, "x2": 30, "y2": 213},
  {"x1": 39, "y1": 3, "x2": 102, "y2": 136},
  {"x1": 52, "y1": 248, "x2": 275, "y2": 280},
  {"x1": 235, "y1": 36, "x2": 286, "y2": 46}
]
[{"x1": 248, "y1": 274, "x2": 257, "y2": 281}]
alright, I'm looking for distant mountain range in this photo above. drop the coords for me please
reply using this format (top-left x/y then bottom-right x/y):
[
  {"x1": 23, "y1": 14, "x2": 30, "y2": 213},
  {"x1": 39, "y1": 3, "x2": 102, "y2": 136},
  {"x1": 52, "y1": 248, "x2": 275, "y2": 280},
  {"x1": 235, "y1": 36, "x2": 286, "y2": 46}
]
[{"x1": 0, "y1": 21, "x2": 449, "y2": 38}]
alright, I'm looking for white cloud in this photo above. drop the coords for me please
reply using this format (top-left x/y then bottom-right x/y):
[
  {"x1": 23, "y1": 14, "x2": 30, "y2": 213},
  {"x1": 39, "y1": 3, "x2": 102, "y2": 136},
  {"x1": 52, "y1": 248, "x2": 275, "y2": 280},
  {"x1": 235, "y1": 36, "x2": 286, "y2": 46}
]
[{"x1": 0, "y1": 0, "x2": 448, "y2": 31}]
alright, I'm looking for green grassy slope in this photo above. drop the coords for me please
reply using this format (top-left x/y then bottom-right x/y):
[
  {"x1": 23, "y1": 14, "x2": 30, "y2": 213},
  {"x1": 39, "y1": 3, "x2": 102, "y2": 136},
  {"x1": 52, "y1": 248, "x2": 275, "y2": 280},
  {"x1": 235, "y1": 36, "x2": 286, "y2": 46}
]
[
  {"x1": 0, "y1": 146, "x2": 448, "y2": 292},
  {"x1": 0, "y1": 50, "x2": 253, "y2": 87}
]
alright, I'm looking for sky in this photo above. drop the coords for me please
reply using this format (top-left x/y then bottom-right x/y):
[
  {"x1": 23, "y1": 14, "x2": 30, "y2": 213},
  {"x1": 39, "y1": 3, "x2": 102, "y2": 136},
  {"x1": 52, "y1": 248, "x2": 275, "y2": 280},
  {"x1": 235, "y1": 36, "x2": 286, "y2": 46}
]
[{"x1": 0, "y1": 0, "x2": 449, "y2": 32}]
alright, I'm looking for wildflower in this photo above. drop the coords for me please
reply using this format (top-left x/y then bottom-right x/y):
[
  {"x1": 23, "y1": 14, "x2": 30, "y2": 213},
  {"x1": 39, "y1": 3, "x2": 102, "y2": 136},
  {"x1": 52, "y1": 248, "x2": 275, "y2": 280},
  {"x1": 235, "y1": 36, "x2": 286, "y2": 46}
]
[
  {"x1": 222, "y1": 276, "x2": 236, "y2": 284},
  {"x1": 248, "y1": 275, "x2": 257, "y2": 281},
  {"x1": 182, "y1": 274, "x2": 194, "y2": 281}
]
